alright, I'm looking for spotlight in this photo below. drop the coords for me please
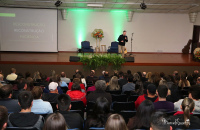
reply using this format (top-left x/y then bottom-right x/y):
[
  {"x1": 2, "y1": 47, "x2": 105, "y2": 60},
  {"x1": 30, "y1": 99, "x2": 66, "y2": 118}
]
[
  {"x1": 55, "y1": 0, "x2": 62, "y2": 7},
  {"x1": 140, "y1": 1, "x2": 147, "y2": 10}
]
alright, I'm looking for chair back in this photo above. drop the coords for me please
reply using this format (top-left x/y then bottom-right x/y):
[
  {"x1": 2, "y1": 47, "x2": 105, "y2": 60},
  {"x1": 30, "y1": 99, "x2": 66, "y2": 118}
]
[
  {"x1": 6, "y1": 127, "x2": 37, "y2": 130},
  {"x1": 71, "y1": 101, "x2": 85, "y2": 112},
  {"x1": 106, "y1": 90, "x2": 121, "y2": 95},
  {"x1": 111, "y1": 41, "x2": 118, "y2": 48},
  {"x1": 89, "y1": 128, "x2": 105, "y2": 130},
  {"x1": 69, "y1": 110, "x2": 84, "y2": 119},
  {"x1": 112, "y1": 102, "x2": 135, "y2": 112},
  {"x1": 50, "y1": 102, "x2": 57, "y2": 112},
  {"x1": 81, "y1": 41, "x2": 90, "y2": 48},
  {"x1": 112, "y1": 94, "x2": 127, "y2": 102},
  {"x1": 119, "y1": 110, "x2": 137, "y2": 123},
  {"x1": 128, "y1": 95, "x2": 139, "y2": 102}
]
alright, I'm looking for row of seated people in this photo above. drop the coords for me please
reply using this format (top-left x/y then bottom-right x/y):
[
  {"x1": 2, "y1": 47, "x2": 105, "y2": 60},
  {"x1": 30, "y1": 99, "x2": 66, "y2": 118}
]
[
  {"x1": 0, "y1": 90, "x2": 199, "y2": 130},
  {"x1": 1, "y1": 81, "x2": 200, "y2": 129}
]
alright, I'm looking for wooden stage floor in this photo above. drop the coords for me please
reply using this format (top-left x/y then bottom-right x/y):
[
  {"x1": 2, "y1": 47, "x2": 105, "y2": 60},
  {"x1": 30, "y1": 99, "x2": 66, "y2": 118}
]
[{"x1": 0, "y1": 52, "x2": 200, "y2": 66}]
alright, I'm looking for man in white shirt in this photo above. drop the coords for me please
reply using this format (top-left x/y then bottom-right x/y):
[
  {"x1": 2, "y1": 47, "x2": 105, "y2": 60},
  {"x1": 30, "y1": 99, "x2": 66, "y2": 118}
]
[
  {"x1": 60, "y1": 72, "x2": 71, "y2": 84},
  {"x1": 6, "y1": 68, "x2": 17, "y2": 81}
]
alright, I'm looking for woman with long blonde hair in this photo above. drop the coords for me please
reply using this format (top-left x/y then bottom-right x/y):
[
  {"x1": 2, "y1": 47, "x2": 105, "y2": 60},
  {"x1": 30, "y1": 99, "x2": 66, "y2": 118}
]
[
  {"x1": 107, "y1": 76, "x2": 120, "y2": 91},
  {"x1": 105, "y1": 114, "x2": 128, "y2": 130}
]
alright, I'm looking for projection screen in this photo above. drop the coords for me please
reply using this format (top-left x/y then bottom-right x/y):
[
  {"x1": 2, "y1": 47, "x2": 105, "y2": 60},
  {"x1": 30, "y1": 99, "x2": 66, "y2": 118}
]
[{"x1": 0, "y1": 7, "x2": 58, "y2": 52}]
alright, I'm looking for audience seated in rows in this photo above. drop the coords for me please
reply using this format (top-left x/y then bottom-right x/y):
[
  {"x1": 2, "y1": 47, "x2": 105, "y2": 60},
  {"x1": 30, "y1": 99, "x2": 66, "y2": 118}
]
[
  {"x1": 8, "y1": 91, "x2": 44, "y2": 130},
  {"x1": 105, "y1": 114, "x2": 128, "y2": 130},
  {"x1": 135, "y1": 84, "x2": 158, "y2": 109},
  {"x1": 87, "y1": 80, "x2": 112, "y2": 104},
  {"x1": 6, "y1": 68, "x2": 17, "y2": 81},
  {"x1": 57, "y1": 94, "x2": 83, "y2": 130},
  {"x1": 85, "y1": 97, "x2": 111, "y2": 130},
  {"x1": 122, "y1": 76, "x2": 135, "y2": 94},
  {"x1": 127, "y1": 100, "x2": 155, "y2": 129},
  {"x1": 42, "y1": 82, "x2": 59, "y2": 103},
  {"x1": 43, "y1": 113, "x2": 67, "y2": 130},
  {"x1": 174, "y1": 85, "x2": 200, "y2": 114},
  {"x1": 0, "y1": 85, "x2": 20, "y2": 113},
  {"x1": 170, "y1": 97, "x2": 200, "y2": 129},
  {"x1": 66, "y1": 83, "x2": 87, "y2": 106},
  {"x1": 31, "y1": 86, "x2": 53, "y2": 114},
  {"x1": 60, "y1": 72, "x2": 71, "y2": 84},
  {"x1": 0, "y1": 106, "x2": 8, "y2": 130},
  {"x1": 106, "y1": 76, "x2": 120, "y2": 91},
  {"x1": 154, "y1": 85, "x2": 174, "y2": 112}
]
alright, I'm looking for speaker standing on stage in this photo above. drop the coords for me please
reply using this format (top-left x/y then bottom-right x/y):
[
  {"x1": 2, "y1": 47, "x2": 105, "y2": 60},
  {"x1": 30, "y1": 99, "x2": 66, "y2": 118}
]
[{"x1": 118, "y1": 30, "x2": 128, "y2": 58}]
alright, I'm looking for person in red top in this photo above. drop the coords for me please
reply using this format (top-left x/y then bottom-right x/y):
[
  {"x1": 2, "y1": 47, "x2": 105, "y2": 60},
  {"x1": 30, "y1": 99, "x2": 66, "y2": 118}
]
[
  {"x1": 68, "y1": 78, "x2": 86, "y2": 92},
  {"x1": 135, "y1": 84, "x2": 158, "y2": 109},
  {"x1": 67, "y1": 83, "x2": 87, "y2": 106}
]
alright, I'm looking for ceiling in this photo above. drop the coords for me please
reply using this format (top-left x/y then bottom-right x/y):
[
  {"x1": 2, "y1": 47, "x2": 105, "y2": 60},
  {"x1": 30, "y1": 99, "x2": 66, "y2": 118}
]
[{"x1": 0, "y1": 0, "x2": 200, "y2": 13}]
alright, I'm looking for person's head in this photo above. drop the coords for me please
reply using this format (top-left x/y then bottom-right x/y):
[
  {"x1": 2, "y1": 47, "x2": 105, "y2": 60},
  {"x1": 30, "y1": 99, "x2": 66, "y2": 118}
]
[
  {"x1": 10, "y1": 68, "x2": 16, "y2": 73},
  {"x1": 75, "y1": 69, "x2": 79, "y2": 73},
  {"x1": 142, "y1": 72, "x2": 147, "y2": 77},
  {"x1": 173, "y1": 71, "x2": 178, "y2": 76},
  {"x1": 43, "y1": 113, "x2": 67, "y2": 130},
  {"x1": 48, "y1": 82, "x2": 58, "y2": 93},
  {"x1": 147, "y1": 84, "x2": 157, "y2": 96},
  {"x1": 18, "y1": 91, "x2": 33, "y2": 110},
  {"x1": 0, "y1": 85, "x2": 13, "y2": 99},
  {"x1": 127, "y1": 76, "x2": 133, "y2": 82},
  {"x1": 109, "y1": 76, "x2": 120, "y2": 90},
  {"x1": 150, "y1": 111, "x2": 171, "y2": 130},
  {"x1": 197, "y1": 77, "x2": 200, "y2": 84},
  {"x1": 104, "y1": 71, "x2": 109, "y2": 77},
  {"x1": 105, "y1": 114, "x2": 128, "y2": 130},
  {"x1": 160, "y1": 72, "x2": 165, "y2": 78},
  {"x1": 133, "y1": 73, "x2": 140, "y2": 82},
  {"x1": 50, "y1": 70, "x2": 56, "y2": 77},
  {"x1": 134, "y1": 100, "x2": 155, "y2": 128},
  {"x1": 118, "y1": 71, "x2": 124, "y2": 78},
  {"x1": 102, "y1": 71, "x2": 105, "y2": 75},
  {"x1": 194, "y1": 70, "x2": 199, "y2": 74},
  {"x1": 57, "y1": 94, "x2": 71, "y2": 111},
  {"x1": 95, "y1": 80, "x2": 107, "y2": 91},
  {"x1": 157, "y1": 85, "x2": 168, "y2": 98},
  {"x1": 31, "y1": 86, "x2": 43, "y2": 99},
  {"x1": 71, "y1": 83, "x2": 81, "y2": 91},
  {"x1": 123, "y1": 30, "x2": 126, "y2": 35},
  {"x1": 127, "y1": 70, "x2": 132, "y2": 75},
  {"x1": 72, "y1": 78, "x2": 81, "y2": 84},
  {"x1": 90, "y1": 70, "x2": 95, "y2": 76},
  {"x1": 17, "y1": 78, "x2": 27, "y2": 90},
  {"x1": 146, "y1": 72, "x2": 152, "y2": 80},
  {"x1": 181, "y1": 97, "x2": 195, "y2": 128},
  {"x1": 60, "y1": 72, "x2": 66, "y2": 78},
  {"x1": 188, "y1": 85, "x2": 200, "y2": 100},
  {"x1": 0, "y1": 74, "x2": 4, "y2": 81},
  {"x1": 33, "y1": 71, "x2": 41, "y2": 80},
  {"x1": 25, "y1": 72, "x2": 31, "y2": 79},
  {"x1": 93, "y1": 97, "x2": 110, "y2": 115},
  {"x1": 0, "y1": 106, "x2": 8, "y2": 130}
]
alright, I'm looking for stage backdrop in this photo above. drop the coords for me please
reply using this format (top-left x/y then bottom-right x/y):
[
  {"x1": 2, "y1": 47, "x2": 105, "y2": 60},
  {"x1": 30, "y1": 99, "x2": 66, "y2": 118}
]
[
  {"x1": 58, "y1": 10, "x2": 194, "y2": 53},
  {"x1": 0, "y1": 7, "x2": 58, "y2": 52}
]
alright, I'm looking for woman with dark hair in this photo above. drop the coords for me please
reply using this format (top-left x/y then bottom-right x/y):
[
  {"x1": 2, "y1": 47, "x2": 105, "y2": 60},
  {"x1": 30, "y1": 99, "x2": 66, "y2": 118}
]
[
  {"x1": 170, "y1": 97, "x2": 200, "y2": 129},
  {"x1": 127, "y1": 100, "x2": 155, "y2": 129},
  {"x1": 105, "y1": 114, "x2": 128, "y2": 130},
  {"x1": 66, "y1": 83, "x2": 87, "y2": 106},
  {"x1": 178, "y1": 72, "x2": 190, "y2": 89},
  {"x1": 85, "y1": 97, "x2": 111, "y2": 130},
  {"x1": 68, "y1": 78, "x2": 86, "y2": 92},
  {"x1": 43, "y1": 113, "x2": 67, "y2": 130}
]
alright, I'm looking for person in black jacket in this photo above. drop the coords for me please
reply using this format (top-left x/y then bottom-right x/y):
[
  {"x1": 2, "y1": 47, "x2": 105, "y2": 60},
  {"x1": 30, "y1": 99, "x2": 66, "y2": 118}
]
[
  {"x1": 118, "y1": 30, "x2": 128, "y2": 58},
  {"x1": 57, "y1": 94, "x2": 83, "y2": 130}
]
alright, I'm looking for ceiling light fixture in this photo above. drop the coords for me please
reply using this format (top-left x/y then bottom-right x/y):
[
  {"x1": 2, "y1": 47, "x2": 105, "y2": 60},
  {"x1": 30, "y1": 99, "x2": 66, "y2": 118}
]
[
  {"x1": 87, "y1": 4, "x2": 103, "y2": 7},
  {"x1": 140, "y1": 0, "x2": 147, "y2": 10}
]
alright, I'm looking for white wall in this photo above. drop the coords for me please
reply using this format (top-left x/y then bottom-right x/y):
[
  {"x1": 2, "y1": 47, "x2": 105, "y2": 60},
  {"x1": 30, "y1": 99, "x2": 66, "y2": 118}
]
[{"x1": 58, "y1": 11, "x2": 194, "y2": 53}]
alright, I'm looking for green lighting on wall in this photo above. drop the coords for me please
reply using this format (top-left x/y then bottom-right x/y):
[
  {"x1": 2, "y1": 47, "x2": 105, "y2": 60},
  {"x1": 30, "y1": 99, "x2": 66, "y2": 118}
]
[
  {"x1": 110, "y1": 11, "x2": 126, "y2": 41},
  {"x1": 0, "y1": 13, "x2": 15, "y2": 17},
  {"x1": 68, "y1": 9, "x2": 91, "y2": 48}
]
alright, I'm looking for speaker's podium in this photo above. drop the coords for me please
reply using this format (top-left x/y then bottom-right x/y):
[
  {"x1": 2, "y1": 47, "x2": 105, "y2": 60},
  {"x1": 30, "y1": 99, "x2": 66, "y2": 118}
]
[{"x1": 124, "y1": 57, "x2": 134, "y2": 62}]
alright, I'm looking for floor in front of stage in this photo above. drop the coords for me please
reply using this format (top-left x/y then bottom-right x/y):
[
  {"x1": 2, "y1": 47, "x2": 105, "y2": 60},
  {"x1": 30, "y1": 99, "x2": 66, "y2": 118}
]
[{"x1": 0, "y1": 52, "x2": 199, "y2": 66}]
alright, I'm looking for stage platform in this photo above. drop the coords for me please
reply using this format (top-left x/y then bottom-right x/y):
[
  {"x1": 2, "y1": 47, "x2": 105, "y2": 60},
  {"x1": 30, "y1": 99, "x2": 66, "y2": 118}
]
[
  {"x1": 0, "y1": 52, "x2": 199, "y2": 77},
  {"x1": 0, "y1": 52, "x2": 199, "y2": 66}
]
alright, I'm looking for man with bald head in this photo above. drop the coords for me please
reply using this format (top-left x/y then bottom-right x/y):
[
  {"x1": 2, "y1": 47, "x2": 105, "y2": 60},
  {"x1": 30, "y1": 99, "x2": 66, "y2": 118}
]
[{"x1": 60, "y1": 72, "x2": 71, "y2": 84}]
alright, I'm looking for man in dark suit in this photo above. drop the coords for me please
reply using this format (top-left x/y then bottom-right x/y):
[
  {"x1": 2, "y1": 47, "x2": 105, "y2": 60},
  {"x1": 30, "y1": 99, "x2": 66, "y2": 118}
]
[
  {"x1": 57, "y1": 94, "x2": 83, "y2": 130},
  {"x1": 118, "y1": 30, "x2": 128, "y2": 58}
]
